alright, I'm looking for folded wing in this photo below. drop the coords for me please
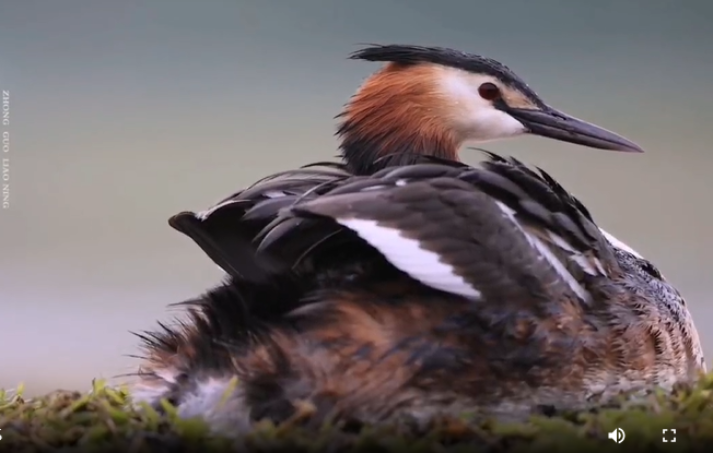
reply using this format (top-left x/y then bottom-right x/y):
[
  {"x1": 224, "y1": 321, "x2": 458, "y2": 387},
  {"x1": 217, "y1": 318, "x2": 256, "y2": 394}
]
[{"x1": 251, "y1": 154, "x2": 622, "y2": 305}]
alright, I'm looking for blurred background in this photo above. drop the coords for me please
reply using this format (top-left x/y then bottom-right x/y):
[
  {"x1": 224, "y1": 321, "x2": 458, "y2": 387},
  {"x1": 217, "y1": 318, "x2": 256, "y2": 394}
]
[{"x1": 0, "y1": 0, "x2": 710, "y2": 395}]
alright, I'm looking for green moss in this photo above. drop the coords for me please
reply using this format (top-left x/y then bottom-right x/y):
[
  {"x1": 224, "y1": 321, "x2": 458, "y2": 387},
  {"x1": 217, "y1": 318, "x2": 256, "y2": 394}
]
[{"x1": 0, "y1": 375, "x2": 711, "y2": 452}]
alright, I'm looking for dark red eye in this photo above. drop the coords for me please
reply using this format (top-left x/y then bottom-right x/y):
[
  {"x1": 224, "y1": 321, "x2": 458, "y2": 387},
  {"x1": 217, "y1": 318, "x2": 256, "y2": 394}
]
[{"x1": 478, "y1": 82, "x2": 501, "y2": 101}]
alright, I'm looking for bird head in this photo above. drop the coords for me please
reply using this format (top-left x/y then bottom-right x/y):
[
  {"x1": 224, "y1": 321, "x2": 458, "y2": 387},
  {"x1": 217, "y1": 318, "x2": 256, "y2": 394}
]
[{"x1": 338, "y1": 44, "x2": 643, "y2": 174}]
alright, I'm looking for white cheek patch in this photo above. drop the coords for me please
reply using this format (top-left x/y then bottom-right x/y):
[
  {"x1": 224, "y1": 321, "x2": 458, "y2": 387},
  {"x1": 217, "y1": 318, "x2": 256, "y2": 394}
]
[
  {"x1": 437, "y1": 68, "x2": 527, "y2": 141},
  {"x1": 336, "y1": 218, "x2": 482, "y2": 300},
  {"x1": 470, "y1": 109, "x2": 527, "y2": 141}
]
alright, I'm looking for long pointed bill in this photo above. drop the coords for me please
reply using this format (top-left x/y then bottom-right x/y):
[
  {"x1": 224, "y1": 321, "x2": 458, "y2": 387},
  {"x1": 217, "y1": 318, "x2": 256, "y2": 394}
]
[{"x1": 506, "y1": 107, "x2": 644, "y2": 153}]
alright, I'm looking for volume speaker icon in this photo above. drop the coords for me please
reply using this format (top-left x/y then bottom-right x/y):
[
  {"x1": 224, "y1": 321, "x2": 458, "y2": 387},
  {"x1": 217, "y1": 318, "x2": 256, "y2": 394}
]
[{"x1": 608, "y1": 428, "x2": 626, "y2": 444}]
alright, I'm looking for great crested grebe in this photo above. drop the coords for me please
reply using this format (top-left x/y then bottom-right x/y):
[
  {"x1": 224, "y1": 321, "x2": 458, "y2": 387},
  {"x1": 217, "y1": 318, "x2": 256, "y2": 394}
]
[{"x1": 132, "y1": 45, "x2": 705, "y2": 435}]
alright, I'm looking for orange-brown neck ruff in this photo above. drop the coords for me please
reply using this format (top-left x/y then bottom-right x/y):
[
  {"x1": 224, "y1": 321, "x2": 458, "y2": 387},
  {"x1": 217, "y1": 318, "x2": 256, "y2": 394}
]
[{"x1": 336, "y1": 63, "x2": 460, "y2": 175}]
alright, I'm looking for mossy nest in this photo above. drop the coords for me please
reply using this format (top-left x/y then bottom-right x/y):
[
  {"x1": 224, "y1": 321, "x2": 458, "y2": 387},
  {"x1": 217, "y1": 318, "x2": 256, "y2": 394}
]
[{"x1": 0, "y1": 374, "x2": 711, "y2": 452}]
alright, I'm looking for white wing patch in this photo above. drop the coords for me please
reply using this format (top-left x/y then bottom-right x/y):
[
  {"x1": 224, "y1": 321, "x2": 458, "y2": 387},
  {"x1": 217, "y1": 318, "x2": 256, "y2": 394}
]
[
  {"x1": 599, "y1": 228, "x2": 643, "y2": 259},
  {"x1": 336, "y1": 218, "x2": 483, "y2": 300},
  {"x1": 196, "y1": 198, "x2": 240, "y2": 220},
  {"x1": 197, "y1": 190, "x2": 289, "y2": 220},
  {"x1": 495, "y1": 202, "x2": 591, "y2": 302},
  {"x1": 545, "y1": 230, "x2": 605, "y2": 276},
  {"x1": 263, "y1": 190, "x2": 288, "y2": 199}
]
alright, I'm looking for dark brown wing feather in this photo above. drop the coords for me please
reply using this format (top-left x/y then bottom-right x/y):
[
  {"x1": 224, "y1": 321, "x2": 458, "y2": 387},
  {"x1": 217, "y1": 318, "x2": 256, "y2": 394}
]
[{"x1": 167, "y1": 166, "x2": 352, "y2": 282}]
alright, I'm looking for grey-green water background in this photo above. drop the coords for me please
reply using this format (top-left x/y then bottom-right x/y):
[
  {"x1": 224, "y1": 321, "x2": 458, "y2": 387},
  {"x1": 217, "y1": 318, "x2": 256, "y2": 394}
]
[{"x1": 0, "y1": 0, "x2": 711, "y2": 394}]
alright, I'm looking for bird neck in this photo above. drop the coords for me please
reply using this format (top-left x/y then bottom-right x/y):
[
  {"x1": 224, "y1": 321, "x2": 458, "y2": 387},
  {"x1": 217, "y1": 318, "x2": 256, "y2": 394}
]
[{"x1": 335, "y1": 64, "x2": 461, "y2": 175}]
